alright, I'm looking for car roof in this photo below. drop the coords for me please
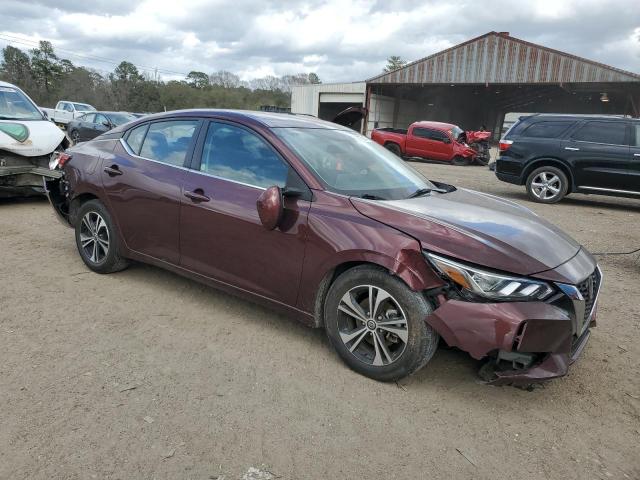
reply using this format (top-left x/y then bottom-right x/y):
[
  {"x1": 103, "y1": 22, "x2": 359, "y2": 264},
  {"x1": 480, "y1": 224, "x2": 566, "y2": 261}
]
[
  {"x1": 412, "y1": 120, "x2": 458, "y2": 130},
  {"x1": 124, "y1": 109, "x2": 351, "y2": 130},
  {"x1": 522, "y1": 113, "x2": 637, "y2": 122}
]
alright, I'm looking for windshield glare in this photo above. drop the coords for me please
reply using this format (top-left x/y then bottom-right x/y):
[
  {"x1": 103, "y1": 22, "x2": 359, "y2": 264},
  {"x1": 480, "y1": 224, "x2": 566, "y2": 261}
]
[
  {"x1": 274, "y1": 127, "x2": 435, "y2": 200},
  {"x1": 74, "y1": 103, "x2": 95, "y2": 111},
  {"x1": 450, "y1": 125, "x2": 463, "y2": 140},
  {"x1": 0, "y1": 86, "x2": 44, "y2": 120}
]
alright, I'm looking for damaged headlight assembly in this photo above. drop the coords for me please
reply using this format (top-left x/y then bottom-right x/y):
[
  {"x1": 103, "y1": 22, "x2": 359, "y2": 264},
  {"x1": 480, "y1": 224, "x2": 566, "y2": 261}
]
[{"x1": 425, "y1": 253, "x2": 554, "y2": 301}]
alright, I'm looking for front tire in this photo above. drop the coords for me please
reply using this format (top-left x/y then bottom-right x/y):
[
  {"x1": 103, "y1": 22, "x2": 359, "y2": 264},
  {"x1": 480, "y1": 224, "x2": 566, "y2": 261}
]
[
  {"x1": 324, "y1": 266, "x2": 439, "y2": 381},
  {"x1": 70, "y1": 129, "x2": 80, "y2": 144},
  {"x1": 451, "y1": 155, "x2": 470, "y2": 166},
  {"x1": 75, "y1": 199, "x2": 129, "y2": 274},
  {"x1": 526, "y1": 166, "x2": 568, "y2": 203}
]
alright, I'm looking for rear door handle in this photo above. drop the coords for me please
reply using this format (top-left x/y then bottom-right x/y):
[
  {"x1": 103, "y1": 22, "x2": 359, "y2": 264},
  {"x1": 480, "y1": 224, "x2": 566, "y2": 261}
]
[
  {"x1": 103, "y1": 165, "x2": 123, "y2": 176},
  {"x1": 564, "y1": 147, "x2": 580, "y2": 151},
  {"x1": 184, "y1": 189, "x2": 210, "y2": 202},
  {"x1": 634, "y1": 153, "x2": 640, "y2": 157}
]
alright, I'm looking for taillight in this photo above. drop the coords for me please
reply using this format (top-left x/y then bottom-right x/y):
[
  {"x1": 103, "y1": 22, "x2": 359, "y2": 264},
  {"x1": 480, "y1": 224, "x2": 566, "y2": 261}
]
[
  {"x1": 499, "y1": 139, "x2": 513, "y2": 152},
  {"x1": 58, "y1": 153, "x2": 72, "y2": 167},
  {"x1": 49, "y1": 151, "x2": 72, "y2": 170}
]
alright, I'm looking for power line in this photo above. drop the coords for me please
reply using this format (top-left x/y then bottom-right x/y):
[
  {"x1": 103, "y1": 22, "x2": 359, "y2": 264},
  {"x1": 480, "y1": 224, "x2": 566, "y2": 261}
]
[{"x1": 0, "y1": 33, "x2": 189, "y2": 78}]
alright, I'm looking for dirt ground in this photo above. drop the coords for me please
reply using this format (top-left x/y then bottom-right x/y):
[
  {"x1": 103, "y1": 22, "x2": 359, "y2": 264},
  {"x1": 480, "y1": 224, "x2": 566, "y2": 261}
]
[{"x1": 1, "y1": 163, "x2": 639, "y2": 480}]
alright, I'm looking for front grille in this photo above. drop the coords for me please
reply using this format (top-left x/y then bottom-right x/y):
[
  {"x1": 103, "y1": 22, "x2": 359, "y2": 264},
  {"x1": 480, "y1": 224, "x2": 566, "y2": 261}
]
[{"x1": 577, "y1": 268, "x2": 601, "y2": 324}]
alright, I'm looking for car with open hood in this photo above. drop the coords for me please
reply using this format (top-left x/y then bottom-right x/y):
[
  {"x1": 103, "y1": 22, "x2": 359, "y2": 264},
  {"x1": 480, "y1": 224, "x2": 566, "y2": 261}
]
[
  {"x1": 45, "y1": 109, "x2": 601, "y2": 386},
  {"x1": 0, "y1": 81, "x2": 70, "y2": 198}
]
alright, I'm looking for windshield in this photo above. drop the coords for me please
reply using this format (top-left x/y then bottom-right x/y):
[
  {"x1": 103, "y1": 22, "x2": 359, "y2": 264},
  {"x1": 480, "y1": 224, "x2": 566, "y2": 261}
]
[
  {"x1": 106, "y1": 113, "x2": 136, "y2": 125},
  {"x1": 0, "y1": 86, "x2": 44, "y2": 120},
  {"x1": 73, "y1": 103, "x2": 95, "y2": 111},
  {"x1": 450, "y1": 125, "x2": 464, "y2": 140},
  {"x1": 274, "y1": 127, "x2": 435, "y2": 200}
]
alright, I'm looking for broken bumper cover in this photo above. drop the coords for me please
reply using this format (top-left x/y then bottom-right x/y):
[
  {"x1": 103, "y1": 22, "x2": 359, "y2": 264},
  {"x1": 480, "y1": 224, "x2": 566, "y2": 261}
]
[{"x1": 425, "y1": 298, "x2": 596, "y2": 386}]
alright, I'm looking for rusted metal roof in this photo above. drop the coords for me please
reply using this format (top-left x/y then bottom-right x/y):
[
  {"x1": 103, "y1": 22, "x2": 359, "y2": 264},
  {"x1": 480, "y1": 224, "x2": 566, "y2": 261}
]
[{"x1": 368, "y1": 32, "x2": 640, "y2": 84}]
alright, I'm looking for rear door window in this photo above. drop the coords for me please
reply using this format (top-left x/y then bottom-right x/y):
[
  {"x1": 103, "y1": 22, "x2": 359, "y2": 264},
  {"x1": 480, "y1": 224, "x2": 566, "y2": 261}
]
[
  {"x1": 633, "y1": 124, "x2": 640, "y2": 147},
  {"x1": 522, "y1": 121, "x2": 574, "y2": 138},
  {"x1": 199, "y1": 122, "x2": 289, "y2": 188},
  {"x1": 124, "y1": 123, "x2": 149, "y2": 155},
  {"x1": 571, "y1": 121, "x2": 627, "y2": 146},
  {"x1": 139, "y1": 120, "x2": 199, "y2": 166}
]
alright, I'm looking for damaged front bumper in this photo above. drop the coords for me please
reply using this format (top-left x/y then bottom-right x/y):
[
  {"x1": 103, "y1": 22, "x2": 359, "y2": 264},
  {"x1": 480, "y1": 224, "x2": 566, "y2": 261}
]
[
  {"x1": 425, "y1": 267, "x2": 601, "y2": 386},
  {"x1": 0, "y1": 152, "x2": 62, "y2": 198}
]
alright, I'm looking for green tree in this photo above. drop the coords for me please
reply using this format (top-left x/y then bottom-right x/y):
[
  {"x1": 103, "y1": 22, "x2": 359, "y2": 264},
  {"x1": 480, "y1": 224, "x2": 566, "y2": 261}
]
[
  {"x1": 0, "y1": 45, "x2": 32, "y2": 87},
  {"x1": 383, "y1": 55, "x2": 407, "y2": 73},
  {"x1": 30, "y1": 40, "x2": 63, "y2": 94},
  {"x1": 186, "y1": 71, "x2": 210, "y2": 89}
]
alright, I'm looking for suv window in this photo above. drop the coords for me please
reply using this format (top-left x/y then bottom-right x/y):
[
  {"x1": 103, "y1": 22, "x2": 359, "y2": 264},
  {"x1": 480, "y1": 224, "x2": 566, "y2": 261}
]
[
  {"x1": 571, "y1": 121, "x2": 627, "y2": 145},
  {"x1": 139, "y1": 120, "x2": 199, "y2": 166},
  {"x1": 522, "y1": 121, "x2": 574, "y2": 138},
  {"x1": 199, "y1": 122, "x2": 288, "y2": 188},
  {"x1": 633, "y1": 124, "x2": 640, "y2": 147}
]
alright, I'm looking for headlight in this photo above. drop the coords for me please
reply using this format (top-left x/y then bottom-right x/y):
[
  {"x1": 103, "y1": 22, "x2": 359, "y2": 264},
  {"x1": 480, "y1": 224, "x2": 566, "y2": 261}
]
[{"x1": 426, "y1": 253, "x2": 553, "y2": 301}]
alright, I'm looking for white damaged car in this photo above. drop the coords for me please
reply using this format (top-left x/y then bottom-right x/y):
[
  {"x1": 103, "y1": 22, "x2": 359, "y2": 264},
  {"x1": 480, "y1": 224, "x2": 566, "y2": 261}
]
[{"x1": 0, "y1": 81, "x2": 70, "y2": 197}]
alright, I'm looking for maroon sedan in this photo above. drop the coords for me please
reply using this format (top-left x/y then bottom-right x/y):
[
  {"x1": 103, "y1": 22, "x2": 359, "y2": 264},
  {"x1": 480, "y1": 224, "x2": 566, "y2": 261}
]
[{"x1": 45, "y1": 110, "x2": 601, "y2": 386}]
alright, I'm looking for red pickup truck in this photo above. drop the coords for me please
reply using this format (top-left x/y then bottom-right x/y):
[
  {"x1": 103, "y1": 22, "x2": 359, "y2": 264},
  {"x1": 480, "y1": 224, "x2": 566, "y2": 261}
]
[{"x1": 371, "y1": 121, "x2": 480, "y2": 165}]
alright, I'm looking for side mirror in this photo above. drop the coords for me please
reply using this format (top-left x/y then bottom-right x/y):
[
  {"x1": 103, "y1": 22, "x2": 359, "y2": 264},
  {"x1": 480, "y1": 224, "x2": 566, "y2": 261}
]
[
  {"x1": 102, "y1": 121, "x2": 111, "y2": 128},
  {"x1": 256, "y1": 185, "x2": 283, "y2": 230}
]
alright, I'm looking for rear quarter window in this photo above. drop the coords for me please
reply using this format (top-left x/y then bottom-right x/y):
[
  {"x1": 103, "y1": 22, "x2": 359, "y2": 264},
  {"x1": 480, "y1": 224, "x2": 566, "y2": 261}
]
[
  {"x1": 571, "y1": 121, "x2": 627, "y2": 145},
  {"x1": 521, "y1": 121, "x2": 575, "y2": 139}
]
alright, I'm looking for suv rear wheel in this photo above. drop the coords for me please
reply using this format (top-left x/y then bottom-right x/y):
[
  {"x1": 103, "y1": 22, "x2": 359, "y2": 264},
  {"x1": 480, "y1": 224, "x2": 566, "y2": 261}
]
[
  {"x1": 324, "y1": 265, "x2": 439, "y2": 381},
  {"x1": 526, "y1": 166, "x2": 568, "y2": 203}
]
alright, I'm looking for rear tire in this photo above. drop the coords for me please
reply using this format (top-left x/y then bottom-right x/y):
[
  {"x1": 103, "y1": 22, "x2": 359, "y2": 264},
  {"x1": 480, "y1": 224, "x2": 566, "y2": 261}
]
[
  {"x1": 70, "y1": 129, "x2": 80, "y2": 144},
  {"x1": 384, "y1": 143, "x2": 402, "y2": 157},
  {"x1": 526, "y1": 166, "x2": 568, "y2": 204},
  {"x1": 324, "y1": 265, "x2": 439, "y2": 382},
  {"x1": 74, "y1": 199, "x2": 129, "y2": 274}
]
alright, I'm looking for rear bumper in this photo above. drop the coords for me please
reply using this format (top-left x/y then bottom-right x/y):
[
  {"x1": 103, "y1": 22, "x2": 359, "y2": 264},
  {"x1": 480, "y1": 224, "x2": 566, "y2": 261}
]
[
  {"x1": 425, "y1": 297, "x2": 596, "y2": 386},
  {"x1": 43, "y1": 176, "x2": 72, "y2": 227},
  {"x1": 495, "y1": 171, "x2": 521, "y2": 185}
]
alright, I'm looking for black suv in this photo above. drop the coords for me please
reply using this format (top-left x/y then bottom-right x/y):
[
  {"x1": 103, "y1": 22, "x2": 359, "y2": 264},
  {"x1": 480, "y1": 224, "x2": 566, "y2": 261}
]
[{"x1": 495, "y1": 114, "x2": 640, "y2": 203}]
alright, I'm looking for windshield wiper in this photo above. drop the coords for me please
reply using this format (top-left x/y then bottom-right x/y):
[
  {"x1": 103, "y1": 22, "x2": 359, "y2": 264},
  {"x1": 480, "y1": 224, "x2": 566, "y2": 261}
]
[
  {"x1": 407, "y1": 186, "x2": 448, "y2": 198},
  {"x1": 407, "y1": 188, "x2": 432, "y2": 198},
  {"x1": 360, "y1": 193, "x2": 387, "y2": 200}
]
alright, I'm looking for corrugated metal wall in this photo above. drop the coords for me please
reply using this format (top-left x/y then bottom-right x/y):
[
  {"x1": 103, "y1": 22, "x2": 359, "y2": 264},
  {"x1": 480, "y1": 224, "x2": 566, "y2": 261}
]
[
  {"x1": 291, "y1": 82, "x2": 366, "y2": 115},
  {"x1": 370, "y1": 33, "x2": 640, "y2": 85}
]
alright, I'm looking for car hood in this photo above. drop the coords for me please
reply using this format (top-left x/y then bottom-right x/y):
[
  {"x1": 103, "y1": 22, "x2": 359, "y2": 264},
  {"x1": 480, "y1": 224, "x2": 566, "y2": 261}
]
[
  {"x1": 350, "y1": 188, "x2": 581, "y2": 276},
  {"x1": 0, "y1": 119, "x2": 65, "y2": 157}
]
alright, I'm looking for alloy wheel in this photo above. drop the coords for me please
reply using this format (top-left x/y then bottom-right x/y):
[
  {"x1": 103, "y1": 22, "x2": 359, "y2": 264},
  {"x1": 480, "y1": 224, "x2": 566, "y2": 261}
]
[
  {"x1": 530, "y1": 171, "x2": 562, "y2": 200},
  {"x1": 337, "y1": 285, "x2": 408, "y2": 366},
  {"x1": 79, "y1": 211, "x2": 110, "y2": 264},
  {"x1": 71, "y1": 130, "x2": 80, "y2": 144}
]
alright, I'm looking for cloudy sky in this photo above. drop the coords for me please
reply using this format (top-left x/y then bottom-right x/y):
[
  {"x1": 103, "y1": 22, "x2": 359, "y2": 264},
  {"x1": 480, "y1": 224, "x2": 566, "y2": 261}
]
[{"x1": 1, "y1": 0, "x2": 639, "y2": 83}]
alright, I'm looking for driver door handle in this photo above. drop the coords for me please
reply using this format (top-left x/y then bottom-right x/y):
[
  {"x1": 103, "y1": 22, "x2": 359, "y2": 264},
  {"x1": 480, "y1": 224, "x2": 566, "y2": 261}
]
[
  {"x1": 564, "y1": 147, "x2": 580, "y2": 151},
  {"x1": 184, "y1": 189, "x2": 211, "y2": 202},
  {"x1": 103, "y1": 165, "x2": 123, "y2": 176}
]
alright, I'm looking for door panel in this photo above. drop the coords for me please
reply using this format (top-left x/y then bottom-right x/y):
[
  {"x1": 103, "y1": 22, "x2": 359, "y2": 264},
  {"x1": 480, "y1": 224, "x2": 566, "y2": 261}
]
[
  {"x1": 405, "y1": 127, "x2": 451, "y2": 160},
  {"x1": 563, "y1": 121, "x2": 630, "y2": 191},
  {"x1": 101, "y1": 141, "x2": 187, "y2": 264},
  {"x1": 179, "y1": 120, "x2": 310, "y2": 305},
  {"x1": 101, "y1": 119, "x2": 201, "y2": 264},
  {"x1": 179, "y1": 173, "x2": 310, "y2": 305}
]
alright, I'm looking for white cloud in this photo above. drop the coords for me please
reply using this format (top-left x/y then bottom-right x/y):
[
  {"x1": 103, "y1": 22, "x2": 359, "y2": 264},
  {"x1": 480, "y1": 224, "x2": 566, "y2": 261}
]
[{"x1": 0, "y1": 0, "x2": 638, "y2": 82}]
